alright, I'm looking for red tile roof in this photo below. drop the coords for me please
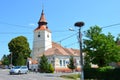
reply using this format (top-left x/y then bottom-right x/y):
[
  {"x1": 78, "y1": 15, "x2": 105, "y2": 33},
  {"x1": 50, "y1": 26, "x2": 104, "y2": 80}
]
[
  {"x1": 39, "y1": 42, "x2": 80, "y2": 56},
  {"x1": 28, "y1": 58, "x2": 38, "y2": 64},
  {"x1": 34, "y1": 26, "x2": 51, "y2": 32}
]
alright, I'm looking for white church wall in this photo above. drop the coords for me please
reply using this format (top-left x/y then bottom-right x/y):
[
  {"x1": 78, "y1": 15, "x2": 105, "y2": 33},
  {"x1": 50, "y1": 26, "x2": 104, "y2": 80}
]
[{"x1": 32, "y1": 29, "x2": 52, "y2": 60}]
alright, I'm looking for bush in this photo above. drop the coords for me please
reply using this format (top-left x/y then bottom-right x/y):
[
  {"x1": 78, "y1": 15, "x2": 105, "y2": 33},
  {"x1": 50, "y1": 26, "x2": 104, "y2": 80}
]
[
  {"x1": 84, "y1": 67, "x2": 120, "y2": 80},
  {"x1": 99, "y1": 66, "x2": 113, "y2": 72},
  {"x1": 84, "y1": 68, "x2": 100, "y2": 79},
  {"x1": 47, "y1": 64, "x2": 54, "y2": 73}
]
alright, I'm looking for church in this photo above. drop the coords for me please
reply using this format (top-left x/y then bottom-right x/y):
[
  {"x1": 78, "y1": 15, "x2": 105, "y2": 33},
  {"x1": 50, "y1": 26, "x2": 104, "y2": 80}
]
[{"x1": 27, "y1": 9, "x2": 81, "y2": 72}]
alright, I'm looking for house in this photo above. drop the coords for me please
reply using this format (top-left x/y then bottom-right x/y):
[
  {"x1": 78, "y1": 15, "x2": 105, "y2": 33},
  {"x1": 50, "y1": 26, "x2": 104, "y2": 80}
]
[{"x1": 27, "y1": 9, "x2": 81, "y2": 72}]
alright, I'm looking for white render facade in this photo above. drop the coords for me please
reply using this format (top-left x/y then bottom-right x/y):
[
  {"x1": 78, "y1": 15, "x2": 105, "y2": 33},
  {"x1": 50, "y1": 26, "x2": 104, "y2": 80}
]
[
  {"x1": 32, "y1": 30, "x2": 52, "y2": 60},
  {"x1": 46, "y1": 55, "x2": 80, "y2": 72}
]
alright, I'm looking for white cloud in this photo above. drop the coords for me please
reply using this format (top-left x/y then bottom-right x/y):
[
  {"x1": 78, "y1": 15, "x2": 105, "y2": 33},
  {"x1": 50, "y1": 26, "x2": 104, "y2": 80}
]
[{"x1": 29, "y1": 23, "x2": 36, "y2": 26}]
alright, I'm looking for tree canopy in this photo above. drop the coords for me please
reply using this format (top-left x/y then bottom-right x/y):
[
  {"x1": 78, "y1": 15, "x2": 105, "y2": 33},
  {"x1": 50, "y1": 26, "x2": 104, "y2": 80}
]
[
  {"x1": 1, "y1": 54, "x2": 10, "y2": 65},
  {"x1": 8, "y1": 36, "x2": 31, "y2": 66},
  {"x1": 83, "y1": 26, "x2": 120, "y2": 67}
]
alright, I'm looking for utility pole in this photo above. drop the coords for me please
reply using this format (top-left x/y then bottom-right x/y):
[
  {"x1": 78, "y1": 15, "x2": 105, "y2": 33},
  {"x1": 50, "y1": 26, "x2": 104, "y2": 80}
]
[{"x1": 74, "y1": 21, "x2": 85, "y2": 80}]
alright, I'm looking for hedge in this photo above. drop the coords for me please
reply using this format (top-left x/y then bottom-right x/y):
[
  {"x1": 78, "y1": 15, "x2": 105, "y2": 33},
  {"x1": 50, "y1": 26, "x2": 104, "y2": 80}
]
[{"x1": 84, "y1": 67, "x2": 120, "y2": 80}]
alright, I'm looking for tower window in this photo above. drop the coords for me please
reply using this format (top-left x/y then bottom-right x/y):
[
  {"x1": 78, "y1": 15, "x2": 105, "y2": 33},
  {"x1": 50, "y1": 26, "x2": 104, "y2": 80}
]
[
  {"x1": 47, "y1": 34, "x2": 49, "y2": 38},
  {"x1": 38, "y1": 35, "x2": 40, "y2": 37},
  {"x1": 38, "y1": 32, "x2": 40, "y2": 37}
]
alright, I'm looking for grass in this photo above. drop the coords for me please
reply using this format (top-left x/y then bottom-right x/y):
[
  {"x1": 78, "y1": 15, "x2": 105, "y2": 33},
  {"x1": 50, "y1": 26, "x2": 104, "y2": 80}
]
[{"x1": 60, "y1": 73, "x2": 80, "y2": 80}]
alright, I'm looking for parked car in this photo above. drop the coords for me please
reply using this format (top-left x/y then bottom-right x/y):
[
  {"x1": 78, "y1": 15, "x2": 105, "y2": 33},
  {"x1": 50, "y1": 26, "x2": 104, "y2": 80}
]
[{"x1": 9, "y1": 66, "x2": 28, "y2": 75}]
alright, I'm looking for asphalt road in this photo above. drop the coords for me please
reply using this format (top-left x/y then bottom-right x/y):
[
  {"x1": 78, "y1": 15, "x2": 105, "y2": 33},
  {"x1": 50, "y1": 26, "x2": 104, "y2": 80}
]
[{"x1": 0, "y1": 69, "x2": 78, "y2": 80}]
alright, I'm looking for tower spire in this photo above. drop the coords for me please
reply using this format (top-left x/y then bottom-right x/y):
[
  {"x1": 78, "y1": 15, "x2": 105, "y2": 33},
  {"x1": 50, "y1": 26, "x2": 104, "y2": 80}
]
[
  {"x1": 38, "y1": 9, "x2": 47, "y2": 24},
  {"x1": 35, "y1": 9, "x2": 50, "y2": 32}
]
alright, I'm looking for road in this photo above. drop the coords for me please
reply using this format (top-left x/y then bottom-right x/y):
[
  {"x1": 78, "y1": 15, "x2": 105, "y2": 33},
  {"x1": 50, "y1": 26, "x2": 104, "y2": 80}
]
[{"x1": 0, "y1": 69, "x2": 77, "y2": 80}]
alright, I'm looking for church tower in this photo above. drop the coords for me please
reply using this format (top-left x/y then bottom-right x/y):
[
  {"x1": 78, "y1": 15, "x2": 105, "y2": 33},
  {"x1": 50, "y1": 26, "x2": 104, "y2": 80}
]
[{"x1": 31, "y1": 10, "x2": 52, "y2": 60}]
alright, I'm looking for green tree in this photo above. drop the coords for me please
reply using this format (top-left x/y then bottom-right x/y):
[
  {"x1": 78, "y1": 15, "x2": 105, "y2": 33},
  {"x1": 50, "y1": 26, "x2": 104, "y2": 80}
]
[
  {"x1": 116, "y1": 34, "x2": 120, "y2": 45},
  {"x1": 1, "y1": 54, "x2": 10, "y2": 65},
  {"x1": 67, "y1": 56, "x2": 76, "y2": 72},
  {"x1": 16, "y1": 53, "x2": 26, "y2": 65},
  {"x1": 83, "y1": 26, "x2": 120, "y2": 67},
  {"x1": 39, "y1": 55, "x2": 54, "y2": 73},
  {"x1": 39, "y1": 54, "x2": 49, "y2": 73},
  {"x1": 8, "y1": 36, "x2": 31, "y2": 66}
]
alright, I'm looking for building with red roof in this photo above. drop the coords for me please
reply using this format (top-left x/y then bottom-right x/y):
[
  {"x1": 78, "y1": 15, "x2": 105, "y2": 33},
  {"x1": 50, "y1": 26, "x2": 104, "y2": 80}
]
[{"x1": 27, "y1": 9, "x2": 81, "y2": 72}]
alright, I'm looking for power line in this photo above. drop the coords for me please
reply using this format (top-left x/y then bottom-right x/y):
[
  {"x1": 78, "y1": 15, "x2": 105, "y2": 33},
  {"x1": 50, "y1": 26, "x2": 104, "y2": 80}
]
[
  {"x1": 52, "y1": 30, "x2": 70, "y2": 33},
  {"x1": 0, "y1": 32, "x2": 32, "y2": 34},
  {"x1": 1, "y1": 20, "x2": 120, "y2": 42},
  {"x1": 1, "y1": 19, "x2": 120, "y2": 34},
  {"x1": 63, "y1": 23, "x2": 120, "y2": 48},
  {"x1": 0, "y1": 21, "x2": 72, "y2": 33},
  {"x1": 0, "y1": 21, "x2": 34, "y2": 29},
  {"x1": 64, "y1": 41, "x2": 78, "y2": 48},
  {"x1": 101, "y1": 23, "x2": 120, "y2": 29},
  {"x1": 0, "y1": 31, "x2": 71, "y2": 34},
  {"x1": 57, "y1": 33, "x2": 77, "y2": 43}
]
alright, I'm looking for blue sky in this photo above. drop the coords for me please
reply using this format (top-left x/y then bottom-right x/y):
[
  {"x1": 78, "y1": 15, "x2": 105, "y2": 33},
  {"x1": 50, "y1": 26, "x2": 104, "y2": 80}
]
[{"x1": 0, "y1": 0, "x2": 120, "y2": 59}]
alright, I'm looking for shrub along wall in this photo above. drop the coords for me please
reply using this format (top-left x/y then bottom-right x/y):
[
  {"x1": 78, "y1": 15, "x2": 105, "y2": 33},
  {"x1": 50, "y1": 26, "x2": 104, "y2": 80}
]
[{"x1": 84, "y1": 68, "x2": 120, "y2": 80}]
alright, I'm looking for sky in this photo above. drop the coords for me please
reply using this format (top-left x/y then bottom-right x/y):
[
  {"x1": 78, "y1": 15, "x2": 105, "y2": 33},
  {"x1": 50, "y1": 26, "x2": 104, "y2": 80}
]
[{"x1": 0, "y1": 0, "x2": 120, "y2": 59}]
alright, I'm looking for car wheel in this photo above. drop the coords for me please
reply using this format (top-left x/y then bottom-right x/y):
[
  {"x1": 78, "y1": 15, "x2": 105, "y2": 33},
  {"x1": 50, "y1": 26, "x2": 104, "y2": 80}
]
[
  {"x1": 25, "y1": 71, "x2": 28, "y2": 74},
  {"x1": 10, "y1": 73, "x2": 12, "y2": 75},
  {"x1": 18, "y1": 71, "x2": 21, "y2": 74}
]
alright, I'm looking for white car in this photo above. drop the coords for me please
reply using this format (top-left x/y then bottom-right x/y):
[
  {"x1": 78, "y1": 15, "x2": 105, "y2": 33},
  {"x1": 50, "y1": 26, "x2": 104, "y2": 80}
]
[{"x1": 9, "y1": 66, "x2": 28, "y2": 75}]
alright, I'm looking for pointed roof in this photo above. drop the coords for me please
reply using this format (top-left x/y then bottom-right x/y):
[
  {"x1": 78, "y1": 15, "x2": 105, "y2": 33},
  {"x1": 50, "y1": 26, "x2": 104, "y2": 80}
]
[
  {"x1": 34, "y1": 10, "x2": 50, "y2": 32},
  {"x1": 38, "y1": 9, "x2": 47, "y2": 23}
]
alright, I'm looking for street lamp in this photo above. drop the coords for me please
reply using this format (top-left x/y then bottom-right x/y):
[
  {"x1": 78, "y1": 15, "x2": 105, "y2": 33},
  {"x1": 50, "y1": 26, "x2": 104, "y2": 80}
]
[{"x1": 74, "y1": 21, "x2": 84, "y2": 80}]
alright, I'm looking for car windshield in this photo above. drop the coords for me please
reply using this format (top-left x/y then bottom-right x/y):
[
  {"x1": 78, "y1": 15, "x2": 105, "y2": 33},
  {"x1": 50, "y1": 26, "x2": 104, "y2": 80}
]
[
  {"x1": 21, "y1": 66, "x2": 27, "y2": 69},
  {"x1": 13, "y1": 66, "x2": 21, "y2": 69}
]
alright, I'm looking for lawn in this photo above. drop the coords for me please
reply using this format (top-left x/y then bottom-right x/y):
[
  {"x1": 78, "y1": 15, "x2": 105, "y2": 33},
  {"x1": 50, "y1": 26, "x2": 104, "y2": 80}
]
[{"x1": 60, "y1": 73, "x2": 80, "y2": 80}]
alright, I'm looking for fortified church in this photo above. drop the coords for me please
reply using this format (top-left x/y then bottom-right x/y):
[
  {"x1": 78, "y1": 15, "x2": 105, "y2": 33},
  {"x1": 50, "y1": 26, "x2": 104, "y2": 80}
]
[{"x1": 28, "y1": 9, "x2": 81, "y2": 72}]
